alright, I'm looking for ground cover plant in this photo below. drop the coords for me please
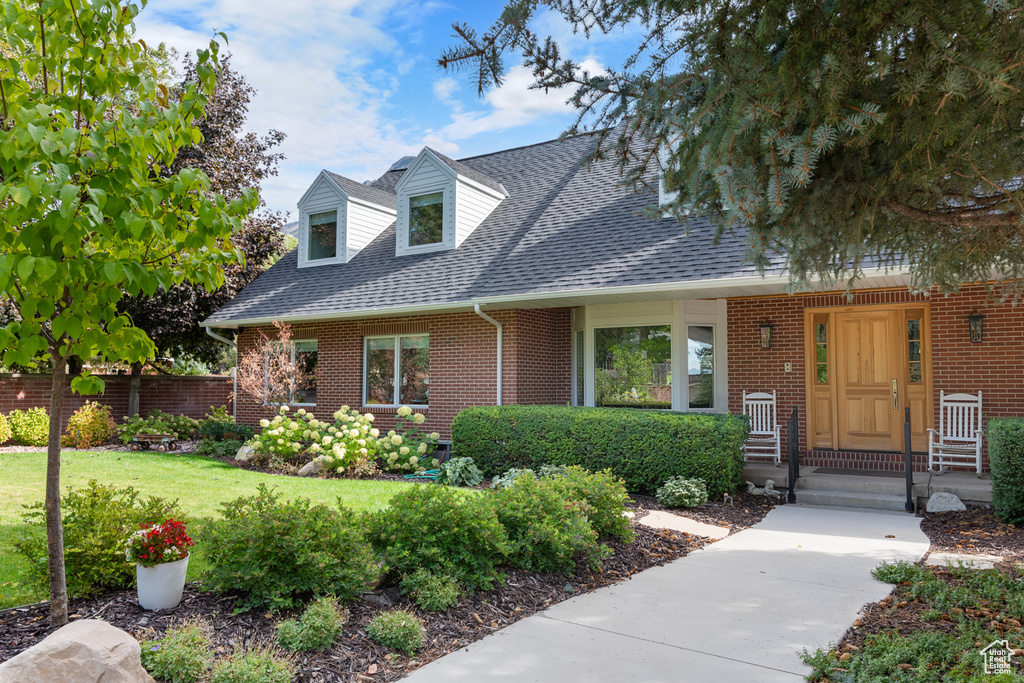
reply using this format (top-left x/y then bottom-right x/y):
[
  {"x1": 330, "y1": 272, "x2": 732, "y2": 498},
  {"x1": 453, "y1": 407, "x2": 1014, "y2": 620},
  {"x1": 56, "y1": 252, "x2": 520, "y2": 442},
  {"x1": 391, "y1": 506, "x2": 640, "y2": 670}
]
[
  {"x1": 139, "y1": 621, "x2": 212, "y2": 683},
  {"x1": 0, "y1": 450, "x2": 412, "y2": 610},
  {"x1": 451, "y1": 405, "x2": 749, "y2": 497},
  {"x1": 366, "y1": 609, "x2": 425, "y2": 655},
  {"x1": 656, "y1": 476, "x2": 709, "y2": 509},
  {"x1": 803, "y1": 560, "x2": 1024, "y2": 681}
]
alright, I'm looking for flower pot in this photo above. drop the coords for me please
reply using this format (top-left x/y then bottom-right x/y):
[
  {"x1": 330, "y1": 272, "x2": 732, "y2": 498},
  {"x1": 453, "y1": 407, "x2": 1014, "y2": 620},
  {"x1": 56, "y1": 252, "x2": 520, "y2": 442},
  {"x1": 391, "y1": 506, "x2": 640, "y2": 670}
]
[{"x1": 136, "y1": 554, "x2": 189, "y2": 610}]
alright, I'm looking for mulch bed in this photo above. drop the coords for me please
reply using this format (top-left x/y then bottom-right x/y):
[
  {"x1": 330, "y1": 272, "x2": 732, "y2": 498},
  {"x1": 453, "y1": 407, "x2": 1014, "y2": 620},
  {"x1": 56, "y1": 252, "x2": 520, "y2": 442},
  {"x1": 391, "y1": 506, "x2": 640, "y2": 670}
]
[
  {"x1": 921, "y1": 505, "x2": 1024, "y2": 560},
  {"x1": 0, "y1": 523, "x2": 706, "y2": 681},
  {"x1": 628, "y1": 489, "x2": 778, "y2": 533}
]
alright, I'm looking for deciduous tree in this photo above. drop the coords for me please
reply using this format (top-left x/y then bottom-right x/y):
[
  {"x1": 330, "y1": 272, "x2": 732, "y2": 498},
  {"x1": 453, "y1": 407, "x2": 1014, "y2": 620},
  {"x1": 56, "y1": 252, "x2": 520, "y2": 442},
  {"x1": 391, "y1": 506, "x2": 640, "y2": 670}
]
[
  {"x1": 441, "y1": 0, "x2": 1024, "y2": 295},
  {"x1": 0, "y1": 0, "x2": 255, "y2": 624}
]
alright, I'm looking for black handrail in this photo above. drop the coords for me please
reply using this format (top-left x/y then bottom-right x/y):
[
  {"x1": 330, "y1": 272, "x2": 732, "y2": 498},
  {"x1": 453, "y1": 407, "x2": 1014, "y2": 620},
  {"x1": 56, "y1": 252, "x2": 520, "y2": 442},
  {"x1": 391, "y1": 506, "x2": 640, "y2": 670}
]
[
  {"x1": 904, "y1": 406, "x2": 914, "y2": 512},
  {"x1": 787, "y1": 406, "x2": 799, "y2": 503}
]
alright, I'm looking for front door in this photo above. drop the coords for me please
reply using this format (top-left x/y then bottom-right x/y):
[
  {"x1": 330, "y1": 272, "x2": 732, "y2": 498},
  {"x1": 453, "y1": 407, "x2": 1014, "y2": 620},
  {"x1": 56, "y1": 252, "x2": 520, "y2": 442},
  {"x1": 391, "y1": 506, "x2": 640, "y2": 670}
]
[{"x1": 805, "y1": 303, "x2": 933, "y2": 452}]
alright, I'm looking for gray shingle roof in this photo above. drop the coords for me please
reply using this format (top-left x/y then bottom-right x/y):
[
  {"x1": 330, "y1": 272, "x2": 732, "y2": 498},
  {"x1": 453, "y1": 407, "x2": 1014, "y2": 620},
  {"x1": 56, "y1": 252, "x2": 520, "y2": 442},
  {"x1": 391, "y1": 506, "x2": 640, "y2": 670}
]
[
  {"x1": 326, "y1": 171, "x2": 397, "y2": 210},
  {"x1": 206, "y1": 135, "x2": 783, "y2": 326},
  {"x1": 425, "y1": 148, "x2": 507, "y2": 196}
]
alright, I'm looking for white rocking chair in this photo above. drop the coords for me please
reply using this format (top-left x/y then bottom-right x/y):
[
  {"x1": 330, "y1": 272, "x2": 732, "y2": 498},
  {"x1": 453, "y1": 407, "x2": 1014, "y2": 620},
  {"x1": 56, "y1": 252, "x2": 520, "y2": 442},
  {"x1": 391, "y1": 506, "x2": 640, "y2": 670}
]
[
  {"x1": 928, "y1": 390, "x2": 984, "y2": 476},
  {"x1": 743, "y1": 390, "x2": 781, "y2": 466}
]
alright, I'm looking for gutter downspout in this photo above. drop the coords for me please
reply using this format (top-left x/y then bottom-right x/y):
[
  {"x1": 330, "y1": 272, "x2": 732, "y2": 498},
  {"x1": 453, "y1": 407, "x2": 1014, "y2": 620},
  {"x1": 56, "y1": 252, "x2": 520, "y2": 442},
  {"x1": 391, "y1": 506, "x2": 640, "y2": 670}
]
[
  {"x1": 205, "y1": 327, "x2": 238, "y2": 421},
  {"x1": 473, "y1": 304, "x2": 502, "y2": 406}
]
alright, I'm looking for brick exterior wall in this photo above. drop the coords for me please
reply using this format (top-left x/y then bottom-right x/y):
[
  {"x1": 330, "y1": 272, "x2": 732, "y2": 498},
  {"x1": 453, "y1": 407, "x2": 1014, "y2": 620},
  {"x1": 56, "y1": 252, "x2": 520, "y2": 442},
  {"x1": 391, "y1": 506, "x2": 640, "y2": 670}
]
[
  {"x1": 235, "y1": 309, "x2": 573, "y2": 439},
  {"x1": 727, "y1": 285, "x2": 1024, "y2": 471},
  {"x1": 0, "y1": 374, "x2": 233, "y2": 432}
]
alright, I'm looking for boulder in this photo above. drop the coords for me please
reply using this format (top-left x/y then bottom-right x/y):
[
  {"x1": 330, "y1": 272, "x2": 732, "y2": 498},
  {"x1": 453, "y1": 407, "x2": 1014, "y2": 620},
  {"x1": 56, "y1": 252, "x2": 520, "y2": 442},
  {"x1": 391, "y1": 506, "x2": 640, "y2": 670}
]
[
  {"x1": 926, "y1": 491, "x2": 966, "y2": 513},
  {"x1": 234, "y1": 444, "x2": 255, "y2": 461},
  {"x1": 0, "y1": 619, "x2": 154, "y2": 683},
  {"x1": 298, "y1": 458, "x2": 322, "y2": 477}
]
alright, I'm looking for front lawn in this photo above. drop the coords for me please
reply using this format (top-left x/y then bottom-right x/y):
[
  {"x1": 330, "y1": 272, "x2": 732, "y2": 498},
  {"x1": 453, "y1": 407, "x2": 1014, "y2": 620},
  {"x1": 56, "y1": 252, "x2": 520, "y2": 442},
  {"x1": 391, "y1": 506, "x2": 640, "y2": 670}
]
[{"x1": 0, "y1": 449, "x2": 414, "y2": 609}]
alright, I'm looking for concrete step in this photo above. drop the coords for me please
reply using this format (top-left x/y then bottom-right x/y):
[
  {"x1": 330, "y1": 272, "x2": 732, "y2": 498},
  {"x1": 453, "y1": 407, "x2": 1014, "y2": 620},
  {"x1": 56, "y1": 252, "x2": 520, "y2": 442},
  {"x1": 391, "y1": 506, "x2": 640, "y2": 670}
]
[
  {"x1": 797, "y1": 473, "x2": 908, "y2": 496},
  {"x1": 793, "y1": 489, "x2": 909, "y2": 512}
]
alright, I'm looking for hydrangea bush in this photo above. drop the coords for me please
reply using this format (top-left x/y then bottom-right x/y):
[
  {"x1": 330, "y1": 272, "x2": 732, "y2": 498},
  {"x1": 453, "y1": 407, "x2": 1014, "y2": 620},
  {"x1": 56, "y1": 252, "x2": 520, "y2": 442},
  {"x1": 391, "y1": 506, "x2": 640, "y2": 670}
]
[
  {"x1": 377, "y1": 406, "x2": 441, "y2": 473},
  {"x1": 253, "y1": 405, "x2": 380, "y2": 474}
]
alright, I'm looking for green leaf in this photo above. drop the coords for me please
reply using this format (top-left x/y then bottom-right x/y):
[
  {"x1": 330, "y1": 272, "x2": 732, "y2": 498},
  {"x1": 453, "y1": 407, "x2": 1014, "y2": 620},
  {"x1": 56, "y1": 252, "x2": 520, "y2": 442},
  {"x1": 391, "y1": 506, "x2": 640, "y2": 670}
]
[
  {"x1": 16, "y1": 256, "x2": 36, "y2": 282},
  {"x1": 9, "y1": 186, "x2": 30, "y2": 206}
]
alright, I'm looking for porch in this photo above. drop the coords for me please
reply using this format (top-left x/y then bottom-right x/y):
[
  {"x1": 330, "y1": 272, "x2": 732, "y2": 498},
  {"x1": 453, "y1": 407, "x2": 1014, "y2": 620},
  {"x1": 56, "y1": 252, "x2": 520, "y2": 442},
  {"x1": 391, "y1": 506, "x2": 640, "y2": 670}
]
[{"x1": 744, "y1": 462, "x2": 992, "y2": 512}]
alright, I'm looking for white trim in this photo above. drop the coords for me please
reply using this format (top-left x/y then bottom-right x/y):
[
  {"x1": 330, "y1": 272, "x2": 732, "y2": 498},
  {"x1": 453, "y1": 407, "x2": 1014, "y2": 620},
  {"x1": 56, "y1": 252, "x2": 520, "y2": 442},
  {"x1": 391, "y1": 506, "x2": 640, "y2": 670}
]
[
  {"x1": 397, "y1": 187, "x2": 454, "y2": 256},
  {"x1": 348, "y1": 195, "x2": 397, "y2": 216},
  {"x1": 393, "y1": 149, "x2": 458, "y2": 193},
  {"x1": 458, "y1": 173, "x2": 508, "y2": 201},
  {"x1": 362, "y1": 332, "x2": 430, "y2": 409},
  {"x1": 297, "y1": 172, "x2": 347, "y2": 269}
]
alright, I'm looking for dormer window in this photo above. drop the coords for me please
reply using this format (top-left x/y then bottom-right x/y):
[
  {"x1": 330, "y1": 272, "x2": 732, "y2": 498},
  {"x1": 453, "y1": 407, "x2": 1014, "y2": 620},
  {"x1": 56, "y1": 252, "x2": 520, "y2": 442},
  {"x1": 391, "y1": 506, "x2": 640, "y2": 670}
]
[
  {"x1": 409, "y1": 193, "x2": 444, "y2": 246},
  {"x1": 308, "y1": 211, "x2": 338, "y2": 261}
]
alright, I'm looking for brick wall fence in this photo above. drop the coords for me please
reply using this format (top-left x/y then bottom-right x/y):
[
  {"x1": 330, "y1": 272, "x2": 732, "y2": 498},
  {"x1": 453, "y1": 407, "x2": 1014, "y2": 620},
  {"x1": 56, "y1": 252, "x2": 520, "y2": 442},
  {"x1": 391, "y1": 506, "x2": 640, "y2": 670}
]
[
  {"x1": 0, "y1": 373, "x2": 233, "y2": 433},
  {"x1": 728, "y1": 285, "x2": 1024, "y2": 471},
  {"x1": 235, "y1": 308, "x2": 573, "y2": 439}
]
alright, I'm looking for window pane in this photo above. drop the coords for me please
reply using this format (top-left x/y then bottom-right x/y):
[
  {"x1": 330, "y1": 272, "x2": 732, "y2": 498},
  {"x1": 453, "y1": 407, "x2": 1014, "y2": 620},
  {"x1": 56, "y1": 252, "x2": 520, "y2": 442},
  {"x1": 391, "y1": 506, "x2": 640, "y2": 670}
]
[
  {"x1": 409, "y1": 192, "x2": 444, "y2": 246},
  {"x1": 815, "y1": 323, "x2": 827, "y2": 344},
  {"x1": 910, "y1": 363, "x2": 922, "y2": 383},
  {"x1": 687, "y1": 325, "x2": 714, "y2": 409},
  {"x1": 907, "y1": 319, "x2": 921, "y2": 341},
  {"x1": 575, "y1": 330, "x2": 584, "y2": 406},
  {"x1": 365, "y1": 338, "x2": 395, "y2": 404},
  {"x1": 399, "y1": 335, "x2": 429, "y2": 405},
  {"x1": 308, "y1": 211, "x2": 337, "y2": 260},
  {"x1": 594, "y1": 326, "x2": 672, "y2": 409},
  {"x1": 293, "y1": 341, "x2": 317, "y2": 404}
]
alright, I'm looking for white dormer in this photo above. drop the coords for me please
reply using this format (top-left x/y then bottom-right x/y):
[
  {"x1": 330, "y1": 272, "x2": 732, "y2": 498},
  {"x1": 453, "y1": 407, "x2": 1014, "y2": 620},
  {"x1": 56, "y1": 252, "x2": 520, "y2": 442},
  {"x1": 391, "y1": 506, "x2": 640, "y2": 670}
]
[
  {"x1": 394, "y1": 148, "x2": 507, "y2": 257},
  {"x1": 297, "y1": 170, "x2": 397, "y2": 268}
]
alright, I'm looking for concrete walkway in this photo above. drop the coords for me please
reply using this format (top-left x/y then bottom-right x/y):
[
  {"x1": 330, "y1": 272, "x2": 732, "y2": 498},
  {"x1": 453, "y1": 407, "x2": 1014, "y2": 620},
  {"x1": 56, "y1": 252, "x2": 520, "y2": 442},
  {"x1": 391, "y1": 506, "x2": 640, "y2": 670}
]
[{"x1": 403, "y1": 505, "x2": 929, "y2": 683}]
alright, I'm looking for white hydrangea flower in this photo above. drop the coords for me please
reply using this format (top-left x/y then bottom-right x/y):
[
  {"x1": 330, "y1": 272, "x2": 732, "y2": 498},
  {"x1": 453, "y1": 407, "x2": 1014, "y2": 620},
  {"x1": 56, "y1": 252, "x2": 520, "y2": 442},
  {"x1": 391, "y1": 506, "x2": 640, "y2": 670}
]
[
  {"x1": 306, "y1": 412, "x2": 315, "y2": 420},
  {"x1": 410, "y1": 456, "x2": 419, "y2": 465},
  {"x1": 289, "y1": 421, "x2": 299, "y2": 430},
  {"x1": 370, "y1": 428, "x2": 380, "y2": 437},
  {"x1": 308, "y1": 419, "x2": 319, "y2": 428},
  {"x1": 292, "y1": 443, "x2": 301, "y2": 452},
  {"x1": 281, "y1": 405, "x2": 290, "y2": 412},
  {"x1": 328, "y1": 426, "x2": 338, "y2": 434},
  {"x1": 322, "y1": 436, "x2": 333, "y2": 446},
  {"x1": 341, "y1": 405, "x2": 350, "y2": 412},
  {"x1": 390, "y1": 434, "x2": 403, "y2": 446},
  {"x1": 349, "y1": 429, "x2": 360, "y2": 438},
  {"x1": 397, "y1": 406, "x2": 412, "y2": 417},
  {"x1": 357, "y1": 439, "x2": 366, "y2": 446},
  {"x1": 399, "y1": 446, "x2": 410, "y2": 456},
  {"x1": 429, "y1": 432, "x2": 440, "y2": 440},
  {"x1": 418, "y1": 442, "x2": 428, "y2": 454},
  {"x1": 333, "y1": 410, "x2": 343, "y2": 420},
  {"x1": 359, "y1": 447, "x2": 368, "y2": 455},
  {"x1": 277, "y1": 438, "x2": 284, "y2": 445},
  {"x1": 413, "y1": 413, "x2": 425, "y2": 424},
  {"x1": 309, "y1": 444, "x2": 320, "y2": 453},
  {"x1": 364, "y1": 413, "x2": 375, "y2": 422},
  {"x1": 296, "y1": 408, "x2": 306, "y2": 416},
  {"x1": 302, "y1": 430, "x2": 311, "y2": 438},
  {"x1": 259, "y1": 419, "x2": 270, "y2": 428},
  {"x1": 388, "y1": 430, "x2": 396, "y2": 437}
]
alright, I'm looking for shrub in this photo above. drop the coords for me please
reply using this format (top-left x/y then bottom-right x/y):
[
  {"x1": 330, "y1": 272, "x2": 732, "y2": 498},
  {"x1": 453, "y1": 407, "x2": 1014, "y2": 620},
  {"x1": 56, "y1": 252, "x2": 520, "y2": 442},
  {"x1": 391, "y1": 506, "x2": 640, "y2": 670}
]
[
  {"x1": 436, "y1": 456, "x2": 484, "y2": 487},
  {"x1": 543, "y1": 466, "x2": 634, "y2": 542},
  {"x1": 656, "y1": 476, "x2": 709, "y2": 508},
  {"x1": 989, "y1": 417, "x2": 1024, "y2": 525},
  {"x1": 139, "y1": 622, "x2": 212, "y2": 683},
  {"x1": 491, "y1": 467, "x2": 534, "y2": 489},
  {"x1": 13, "y1": 480, "x2": 178, "y2": 596},
  {"x1": 377, "y1": 407, "x2": 442, "y2": 473},
  {"x1": 194, "y1": 439, "x2": 244, "y2": 459},
  {"x1": 399, "y1": 569, "x2": 461, "y2": 611},
  {"x1": 488, "y1": 473, "x2": 607, "y2": 573},
  {"x1": 366, "y1": 610, "x2": 424, "y2": 654},
  {"x1": 253, "y1": 406, "x2": 378, "y2": 473},
  {"x1": 872, "y1": 560, "x2": 929, "y2": 585},
  {"x1": 119, "y1": 410, "x2": 200, "y2": 444},
  {"x1": 275, "y1": 595, "x2": 346, "y2": 652},
  {"x1": 61, "y1": 401, "x2": 116, "y2": 448},
  {"x1": 365, "y1": 485, "x2": 509, "y2": 591},
  {"x1": 208, "y1": 647, "x2": 293, "y2": 683},
  {"x1": 0, "y1": 412, "x2": 13, "y2": 444},
  {"x1": 9, "y1": 407, "x2": 50, "y2": 446},
  {"x1": 451, "y1": 405, "x2": 749, "y2": 498},
  {"x1": 198, "y1": 405, "x2": 253, "y2": 442},
  {"x1": 202, "y1": 484, "x2": 378, "y2": 611}
]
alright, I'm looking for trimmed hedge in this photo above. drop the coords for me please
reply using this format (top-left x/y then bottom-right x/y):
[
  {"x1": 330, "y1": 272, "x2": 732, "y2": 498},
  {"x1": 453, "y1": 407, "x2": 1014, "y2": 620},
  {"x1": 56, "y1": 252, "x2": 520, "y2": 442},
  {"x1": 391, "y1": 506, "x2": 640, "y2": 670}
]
[
  {"x1": 451, "y1": 405, "x2": 749, "y2": 498},
  {"x1": 989, "y1": 417, "x2": 1024, "y2": 525}
]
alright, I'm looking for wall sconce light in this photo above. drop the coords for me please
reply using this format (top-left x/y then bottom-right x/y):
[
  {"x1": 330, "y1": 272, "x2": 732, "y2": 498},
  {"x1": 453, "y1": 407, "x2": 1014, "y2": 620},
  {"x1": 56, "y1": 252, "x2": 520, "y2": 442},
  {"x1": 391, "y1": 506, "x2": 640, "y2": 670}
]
[
  {"x1": 968, "y1": 310, "x2": 984, "y2": 343},
  {"x1": 759, "y1": 321, "x2": 774, "y2": 349}
]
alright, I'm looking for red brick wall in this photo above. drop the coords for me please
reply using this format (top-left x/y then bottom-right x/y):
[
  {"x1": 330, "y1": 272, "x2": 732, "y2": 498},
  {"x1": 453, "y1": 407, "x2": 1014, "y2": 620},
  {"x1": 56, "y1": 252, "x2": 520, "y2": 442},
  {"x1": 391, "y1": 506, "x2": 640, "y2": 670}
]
[
  {"x1": 235, "y1": 308, "x2": 573, "y2": 439},
  {"x1": 728, "y1": 285, "x2": 1024, "y2": 470},
  {"x1": 0, "y1": 374, "x2": 233, "y2": 432}
]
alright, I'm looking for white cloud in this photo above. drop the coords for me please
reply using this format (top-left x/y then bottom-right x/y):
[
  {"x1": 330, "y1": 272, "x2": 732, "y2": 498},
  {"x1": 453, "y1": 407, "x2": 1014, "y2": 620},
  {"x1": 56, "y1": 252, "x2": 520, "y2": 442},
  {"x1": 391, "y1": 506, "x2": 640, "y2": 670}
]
[{"x1": 433, "y1": 76, "x2": 459, "y2": 103}]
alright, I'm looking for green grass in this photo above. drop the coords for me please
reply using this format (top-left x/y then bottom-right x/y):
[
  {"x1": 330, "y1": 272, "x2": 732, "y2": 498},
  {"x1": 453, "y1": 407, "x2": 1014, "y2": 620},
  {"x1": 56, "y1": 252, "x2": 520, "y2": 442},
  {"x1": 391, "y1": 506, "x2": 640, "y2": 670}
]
[{"x1": 0, "y1": 449, "x2": 413, "y2": 609}]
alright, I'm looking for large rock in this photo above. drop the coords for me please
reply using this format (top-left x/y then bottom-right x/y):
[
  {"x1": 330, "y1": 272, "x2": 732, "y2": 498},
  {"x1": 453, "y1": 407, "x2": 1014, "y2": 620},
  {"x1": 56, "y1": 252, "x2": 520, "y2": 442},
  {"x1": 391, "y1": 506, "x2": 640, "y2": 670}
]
[
  {"x1": 926, "y1": 491, "x2": 967, "y2": 513},
  {"x1": 298, "y1": 458, "x2": 322, "y2": 477},
  {"x1": 234, "y1": 444, "x2": 255, "y2": 461},
  {"x1": 0, "y1": 619, "x2": 154, "y2": 683}
]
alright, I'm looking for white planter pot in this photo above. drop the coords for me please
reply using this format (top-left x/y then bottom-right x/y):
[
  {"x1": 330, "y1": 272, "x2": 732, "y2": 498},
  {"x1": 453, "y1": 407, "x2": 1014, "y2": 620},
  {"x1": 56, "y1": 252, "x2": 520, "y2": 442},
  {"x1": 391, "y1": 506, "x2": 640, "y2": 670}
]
[{"x1": 136, "y1": 554, "x2": 189, "y2": 610}]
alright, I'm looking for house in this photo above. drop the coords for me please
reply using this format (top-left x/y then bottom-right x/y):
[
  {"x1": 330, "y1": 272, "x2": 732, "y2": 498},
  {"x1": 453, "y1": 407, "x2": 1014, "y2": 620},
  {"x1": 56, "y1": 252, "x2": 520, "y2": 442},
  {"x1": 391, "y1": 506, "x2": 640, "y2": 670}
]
[{"x1": 202, "y1": 134, "x2": 1024, "y2": 473}]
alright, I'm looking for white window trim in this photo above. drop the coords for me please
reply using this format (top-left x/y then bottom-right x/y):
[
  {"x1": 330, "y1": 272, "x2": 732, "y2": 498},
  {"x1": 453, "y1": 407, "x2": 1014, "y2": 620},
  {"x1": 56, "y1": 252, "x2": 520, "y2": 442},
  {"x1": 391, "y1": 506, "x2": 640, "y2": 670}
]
[
  {"x1": 397, "y1": 187, "x2": 453, "y2": 256},
  {"x1": 589, "y1": 322, "x2": 676, "y2": 411},
  {"x1": 264, "y1": 338, "x2": 318, "y2": 407},
  {"x1": 362, "y1": 333, "x2": 430, "y2": 408},
  {"x1": 298, "y1": 206, "x2": 346, "y2": 268},
  {"x1": 683, "y1": 324, "x2": 717, "y2": 413}
]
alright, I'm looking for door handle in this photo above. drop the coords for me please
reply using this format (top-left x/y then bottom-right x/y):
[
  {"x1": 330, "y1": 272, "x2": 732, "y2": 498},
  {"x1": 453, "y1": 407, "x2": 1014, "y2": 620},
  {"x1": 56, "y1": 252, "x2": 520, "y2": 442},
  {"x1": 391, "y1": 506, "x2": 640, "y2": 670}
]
[{"x1": 892, "y1": 378, "x2": 898, "y2": 410}]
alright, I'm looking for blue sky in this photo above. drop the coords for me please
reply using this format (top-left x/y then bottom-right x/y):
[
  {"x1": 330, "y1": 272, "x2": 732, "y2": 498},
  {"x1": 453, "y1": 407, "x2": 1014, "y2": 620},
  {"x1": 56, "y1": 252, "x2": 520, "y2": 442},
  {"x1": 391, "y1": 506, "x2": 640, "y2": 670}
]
[{"x1": 134, "y1": 1, "x2": 642, "y2": 218}]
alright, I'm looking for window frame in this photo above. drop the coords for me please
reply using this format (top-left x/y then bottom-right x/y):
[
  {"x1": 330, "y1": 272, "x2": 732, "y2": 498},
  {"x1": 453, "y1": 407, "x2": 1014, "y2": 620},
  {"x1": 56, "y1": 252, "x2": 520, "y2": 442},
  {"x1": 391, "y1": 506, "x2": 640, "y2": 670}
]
[
  {"x1": 684, "y1": 324, "x2": 717, "y2": 412},
  {"x1": 396, "y1": 186, "x2": 452, "y2": 257},
  {"x1": 362, "y1": 333, "x2": 430, "y2": 408},
  {"x1": 298, "y1": 203, "x2": 346, "y2": 269},
  {"x1": 263, "y1": 338, "x2": 318, "y2": 407},
  {"x1": 591, "y1": 324, "x2": 674, "y2": 411}
]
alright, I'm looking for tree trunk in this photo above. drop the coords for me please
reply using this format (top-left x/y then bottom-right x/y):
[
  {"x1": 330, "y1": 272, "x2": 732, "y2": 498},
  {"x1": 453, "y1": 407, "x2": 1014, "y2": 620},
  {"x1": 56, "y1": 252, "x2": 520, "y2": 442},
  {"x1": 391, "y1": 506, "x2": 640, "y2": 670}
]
[
  {"x1": 45, "y1": 357, "x2": 68, "y2": 626},
  {"x1": 127, "y1": 360, "x2": 143, "y2": 418}
]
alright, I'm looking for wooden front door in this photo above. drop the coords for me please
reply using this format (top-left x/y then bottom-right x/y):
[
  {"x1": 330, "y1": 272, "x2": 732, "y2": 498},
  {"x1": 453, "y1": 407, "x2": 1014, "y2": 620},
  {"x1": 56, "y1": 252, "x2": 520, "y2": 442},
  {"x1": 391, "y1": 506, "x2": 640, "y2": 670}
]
[{"x1": 805, "y1": 303, "x2": 933, "y2": 452}]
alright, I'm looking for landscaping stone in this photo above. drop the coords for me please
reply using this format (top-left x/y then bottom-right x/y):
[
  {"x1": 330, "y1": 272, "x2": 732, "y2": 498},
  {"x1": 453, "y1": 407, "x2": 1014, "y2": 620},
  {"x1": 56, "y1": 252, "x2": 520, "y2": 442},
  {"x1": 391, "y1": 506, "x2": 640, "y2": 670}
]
[
  {"x1": 0, "y1": 619, "x2": 154, "y2": 683},
  {"x1": 298, "y1": 458, "x2": 322, "y2": 476},
  {"x1": 638, "y1": 510, "x2": 730, "y2": 540},
  {"x1": 234, "y1": 444, "x2": 255, "y2": 461},
  {"x1": 925, "y1": 552, "x2": 1003, "y2": 570},
  {"x1": 926, "y1": 492, "x2": 966, "y2": 513}
]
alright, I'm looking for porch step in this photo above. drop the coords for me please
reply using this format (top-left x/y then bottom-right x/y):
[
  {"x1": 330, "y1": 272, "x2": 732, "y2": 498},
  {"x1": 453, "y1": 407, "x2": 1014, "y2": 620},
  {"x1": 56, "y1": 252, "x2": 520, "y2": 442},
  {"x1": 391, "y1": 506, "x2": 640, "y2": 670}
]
[
  {"x1": 797, "y1": 472, "x2": 907, "y2": 496},
  {"x1": 793, "y1": 489, "x2": 909, "y2": 512}
]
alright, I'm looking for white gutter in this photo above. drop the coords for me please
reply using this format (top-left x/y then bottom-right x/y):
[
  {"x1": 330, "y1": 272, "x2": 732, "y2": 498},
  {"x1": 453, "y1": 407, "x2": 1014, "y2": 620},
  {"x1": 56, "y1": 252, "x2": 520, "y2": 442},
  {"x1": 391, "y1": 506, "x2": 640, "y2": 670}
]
[
  {"x1": 205, "y1": 327, "x2": 238, "y2": 422},
  {"x1": 473, "y1": 304, "x2": 503, "y2": 406}
]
